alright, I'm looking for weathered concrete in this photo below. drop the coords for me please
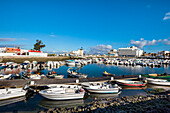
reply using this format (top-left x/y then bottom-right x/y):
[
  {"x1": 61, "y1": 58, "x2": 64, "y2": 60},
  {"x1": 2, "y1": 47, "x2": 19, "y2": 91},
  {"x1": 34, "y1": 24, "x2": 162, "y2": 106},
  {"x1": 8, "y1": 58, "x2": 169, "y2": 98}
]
[{"x1": 0, "y1": 75, "x2": 139, "y2": 87}]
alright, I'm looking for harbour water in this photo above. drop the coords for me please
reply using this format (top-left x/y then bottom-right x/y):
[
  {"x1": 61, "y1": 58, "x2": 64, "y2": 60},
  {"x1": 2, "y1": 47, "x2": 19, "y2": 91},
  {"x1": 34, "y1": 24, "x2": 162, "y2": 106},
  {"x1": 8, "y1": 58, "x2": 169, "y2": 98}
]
[{"x1": 0, "y1": 64, "x2": 169, "y2": 112}]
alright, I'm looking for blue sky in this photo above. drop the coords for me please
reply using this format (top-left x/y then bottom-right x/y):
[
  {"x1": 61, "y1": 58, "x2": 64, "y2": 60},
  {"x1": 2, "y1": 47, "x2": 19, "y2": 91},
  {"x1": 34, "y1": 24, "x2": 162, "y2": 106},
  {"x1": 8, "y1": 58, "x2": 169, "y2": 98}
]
[{"x1": 0, "y1": 0, "x2": 170, "y2": 54}]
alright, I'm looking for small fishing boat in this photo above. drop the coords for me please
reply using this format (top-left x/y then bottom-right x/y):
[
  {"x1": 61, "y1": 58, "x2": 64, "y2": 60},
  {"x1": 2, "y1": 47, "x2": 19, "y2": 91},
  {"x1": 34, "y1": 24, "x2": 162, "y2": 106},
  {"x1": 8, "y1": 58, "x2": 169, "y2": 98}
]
[
  {"x1": 103, "y1": 71, "x2": 115, "y2": 76},
  {"x1": 46, "y1": 71, "x2": 64, "y2": 79},
  {"x1": 65, "y1": 60, "x2": 75, "y2": 66},
  {"x1": 115, "y1": 79, "x2": 146, "y2": 87},
  {"x1": 39, "y1": 84, "x2": 85, "y2": 100},
  {"x1": 29, "y1": 74, "x2": 41, "y2": 79},
  {"x1": 20, "y1": 63, "x2": 29, "y2": 69},
  {"x1": 146, "y1": 78, "x2": 170, "y2": 86},
  {"x1": 0, "y1": 88, "x2": 27, "y2": 100},
  {"x1": 141, "y1": 73, "x2": 170, "y2": 79},
  {"x1": 81, "y1": 82, "x2": 121, "y2": 94},
  {"x1": 67, "y1": 68, "x2": 87, "y2": 78},
  {"x1": 0, "y1": 63, "x2": 7, "y2": 69},
  {"x1": 0, "y1": 74, "x2": 12, "y2": 80},
  {"x1": 47, "y1": 74, "x2": 64, "y2": 79}
]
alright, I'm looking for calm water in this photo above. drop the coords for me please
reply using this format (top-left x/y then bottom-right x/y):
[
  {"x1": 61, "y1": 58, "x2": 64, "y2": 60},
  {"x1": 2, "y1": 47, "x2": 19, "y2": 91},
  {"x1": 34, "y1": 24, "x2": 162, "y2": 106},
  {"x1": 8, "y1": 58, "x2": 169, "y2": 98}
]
[
  {"x1": 0, "y1": 64, "x2": 170, "y2": 112},
  {"x1": 1, "y1": 63, "x2": 169, "y2": 78},
  {"x1": 55, "y1": 64, "x2": 170, "y2": 78}
]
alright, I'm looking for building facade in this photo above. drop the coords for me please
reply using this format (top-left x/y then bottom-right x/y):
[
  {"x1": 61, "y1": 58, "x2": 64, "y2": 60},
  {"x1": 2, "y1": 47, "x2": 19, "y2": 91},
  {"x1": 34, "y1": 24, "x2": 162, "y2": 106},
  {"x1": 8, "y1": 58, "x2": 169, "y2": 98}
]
[
  {"x1": 108, "y1": 49, "x2": 118, "y2": 57},
  {"x1": 118, "y1": 46, "x2": 143, "y2": 57},
  {"x1": 0, "y1": 47, "x2": 47, "y2": 57}
]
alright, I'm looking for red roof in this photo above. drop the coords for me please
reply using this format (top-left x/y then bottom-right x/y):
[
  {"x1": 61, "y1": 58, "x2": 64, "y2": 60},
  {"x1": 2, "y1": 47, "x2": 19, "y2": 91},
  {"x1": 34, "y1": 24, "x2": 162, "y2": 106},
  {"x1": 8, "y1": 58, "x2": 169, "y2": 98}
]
[{"x1": 28, "y1": 50, "x2": 42, "y2": 53}]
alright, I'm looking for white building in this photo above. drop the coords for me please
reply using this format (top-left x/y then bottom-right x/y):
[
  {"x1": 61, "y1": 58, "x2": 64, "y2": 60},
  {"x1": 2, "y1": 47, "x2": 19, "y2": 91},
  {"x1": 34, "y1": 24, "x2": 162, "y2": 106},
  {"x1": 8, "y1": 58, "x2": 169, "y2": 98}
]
[
  {"x1": 157, "y1": 51, "x2": 170, "y2": 58},
  {"x1": 0, "y1": 53, "x2": 18, "y2": 56},
  {"x1": 0, "y1": 48, "x2": 6, "y2": 53},
  {"x1": 118, "y1": 46, "x2": 143, "y2": 57},
  {"x1": 0, "y1": 47, "x2": 48, "y2": 57},
  {"x1": 108, "y1": 49, "x2": 118, "y2": 57},
  {"x1": 70, "y1": 48, "x2": 84, "y2": 57}
]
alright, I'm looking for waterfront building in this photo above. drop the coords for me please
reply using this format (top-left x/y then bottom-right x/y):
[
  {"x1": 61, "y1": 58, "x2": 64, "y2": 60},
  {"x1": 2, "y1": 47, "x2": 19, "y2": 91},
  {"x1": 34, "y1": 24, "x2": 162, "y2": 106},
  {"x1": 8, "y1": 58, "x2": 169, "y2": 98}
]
[
  {"x1": 0, "y1": 47, "x2": 47, "y2": 57},
  {"x1": 118, "y1": 46, "x2": 143, "y2": 57},
  {"x1": 108, "y1": 49, "x2": 118, "y2": 57},
  {"x1": 69, "y1": 48, "x2": 84, "y2": 57},
  {"x1": 157, "y1": 51, "x2": 170, "y2": 58}
]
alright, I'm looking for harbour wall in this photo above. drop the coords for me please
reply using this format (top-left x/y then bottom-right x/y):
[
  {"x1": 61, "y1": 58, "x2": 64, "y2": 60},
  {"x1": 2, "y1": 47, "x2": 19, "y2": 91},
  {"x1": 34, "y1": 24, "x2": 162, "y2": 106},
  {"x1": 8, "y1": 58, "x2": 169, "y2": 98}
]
[{"x1": 0, "y1": 75, "x2": 139, "y2": 88}]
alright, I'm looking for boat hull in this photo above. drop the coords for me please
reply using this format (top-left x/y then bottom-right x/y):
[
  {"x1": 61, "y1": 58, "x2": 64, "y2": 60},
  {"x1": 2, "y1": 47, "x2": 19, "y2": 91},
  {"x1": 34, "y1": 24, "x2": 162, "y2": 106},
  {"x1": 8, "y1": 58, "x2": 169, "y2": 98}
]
[
  {"x1": 39, "y1": 91, "x2": 85, "y2": 100},
  {"x1": 84, "y1": 87, "x2": 119, "y2": 94},
  {"x1": 142, "y1": 74, "x2": 170, "y2": 79},
  {"x1": 146, "y1": 78, "x2": 170, "y2": 86},
  {"x1": 0, "y1": 89, "x2": 26, "y2": 100},
  {"x1": 116, "y1": 80, "x2": 146, "y2": 87}
]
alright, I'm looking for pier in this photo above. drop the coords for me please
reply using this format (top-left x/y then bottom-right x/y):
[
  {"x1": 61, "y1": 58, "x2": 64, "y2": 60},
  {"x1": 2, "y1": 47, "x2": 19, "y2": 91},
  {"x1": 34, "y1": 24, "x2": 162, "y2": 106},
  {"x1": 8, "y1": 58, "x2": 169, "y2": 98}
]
[{"x1": 0, "y1": 75, "x2": 139, "y2": 88}]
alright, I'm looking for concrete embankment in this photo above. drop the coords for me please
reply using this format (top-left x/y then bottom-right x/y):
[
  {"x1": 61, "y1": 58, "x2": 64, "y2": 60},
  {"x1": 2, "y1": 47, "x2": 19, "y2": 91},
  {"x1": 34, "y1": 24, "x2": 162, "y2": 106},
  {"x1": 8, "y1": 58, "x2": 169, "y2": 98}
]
[
  {"x1": 38, "y1": 94, "x2": 170, "y2": 113},
  {"x1": 0, "y1": 75, "x2": 139, "y2": 87},
  {"x1": 0, "y1": 56, "x2": 70, "y2": 63}
]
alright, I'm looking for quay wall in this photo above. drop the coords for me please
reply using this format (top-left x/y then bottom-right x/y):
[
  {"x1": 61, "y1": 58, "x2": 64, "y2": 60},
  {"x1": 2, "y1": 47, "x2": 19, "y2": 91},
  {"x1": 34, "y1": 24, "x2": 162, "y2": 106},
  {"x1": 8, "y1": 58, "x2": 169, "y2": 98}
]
[
  {"x1": 0, "y1": 75, "x2": 139, "y2": 88},
  {"x1": 0, "y1": 56, "x2": 70, "y2": 63}
]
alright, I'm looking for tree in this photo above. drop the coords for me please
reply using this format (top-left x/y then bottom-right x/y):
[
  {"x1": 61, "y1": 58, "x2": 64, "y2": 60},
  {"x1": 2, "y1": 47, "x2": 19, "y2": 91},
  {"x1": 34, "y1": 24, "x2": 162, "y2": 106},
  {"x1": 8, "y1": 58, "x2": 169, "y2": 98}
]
[{"x1": 34, "y1": 40, "x2": 45, "y2": 51}]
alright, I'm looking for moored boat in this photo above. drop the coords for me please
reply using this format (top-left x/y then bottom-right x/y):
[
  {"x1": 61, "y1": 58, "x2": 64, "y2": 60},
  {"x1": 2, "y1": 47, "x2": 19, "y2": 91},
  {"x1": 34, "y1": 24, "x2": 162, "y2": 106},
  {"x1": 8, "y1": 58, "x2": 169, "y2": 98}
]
[
  {"x1": 47, "y1": 74, "x2": 64, "y2": 79},
  {"x1": 0, "y1": 88, "x2": 27, "y2": 100},
  {"x1": 0, "y1": 74, "x2": 12, "y2": 80},
  {"x1": 141, "y1": 73, "x2": 170, "y2": 79},
  {"x1": 146, "y1": 78, "x2": 170, "y2": 86},
  {"x1": 29, "y1": 74, "x2": 41, "y2": 79},
  {"x1": 115, "y1": 79, "x2": 146, "y2": 87},
  {"x1": 39, "y1": 84, "x2": 85, "y2": 100},
  {"x1": 103, "y1": 71, "x2": 115, "y2": 76},
  {"x1": 81, "y1": 82, "x2": 121, "y2": 94},
  {"x1": 67, "y1": 68, "x2": 87, "y2": 78}
]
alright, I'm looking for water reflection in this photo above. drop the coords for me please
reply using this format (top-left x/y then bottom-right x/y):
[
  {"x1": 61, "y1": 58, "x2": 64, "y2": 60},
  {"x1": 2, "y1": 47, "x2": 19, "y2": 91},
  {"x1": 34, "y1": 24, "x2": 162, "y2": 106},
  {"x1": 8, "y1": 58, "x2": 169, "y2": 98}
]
[
  {"x1": 39, "y1": 99, "x2": 84, "y2": 109},
  {"x1": 0, "y1": 64, "x2": 169, "y2": 78},
  {"x1": 0, "y1": 96, "x2": 25, "y2": 107},
  {"x1": 89, "y1": 92, "x2": 121, "y2": 99},
  {"x1": 147, "y1": 84, "x2": 170, "y2": 90}
]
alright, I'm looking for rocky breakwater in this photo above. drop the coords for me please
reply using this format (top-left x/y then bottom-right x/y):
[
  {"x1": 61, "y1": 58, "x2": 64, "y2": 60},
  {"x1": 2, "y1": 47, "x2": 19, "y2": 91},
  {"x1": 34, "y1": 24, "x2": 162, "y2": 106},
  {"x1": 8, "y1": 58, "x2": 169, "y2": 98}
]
[{"x1": 39, "y1": 94, "x2": 170, "y2": 113}]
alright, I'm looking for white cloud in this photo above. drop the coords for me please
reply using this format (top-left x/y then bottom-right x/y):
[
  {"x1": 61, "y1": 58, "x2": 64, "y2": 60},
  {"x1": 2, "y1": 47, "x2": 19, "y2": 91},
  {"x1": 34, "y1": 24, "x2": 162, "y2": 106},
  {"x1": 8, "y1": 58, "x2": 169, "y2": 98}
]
[
  {"x1": 148, "y1": 39, "x2": 157, "y2": 45},
  {"x1": 166, "y1": 12, "x2": 170, "y2": 15},
  {"x1": 163, "y1": 12, "x2": 170, "y2": 20},
  {"x1": 49, "y1": 35, "x2": 56, "y2": 37},
  {"x1": 130, "y1": 38, "x2": 170, "y2": 49},
  {"x1": 0, "y1": 38, "x2": 16, "y2": 41},
  {"x1": 88, "y1": 45, "x2": 112, "y2": 55},
  {"x1": 130, "y1": 40, "x2": 147, "y2": 49}
]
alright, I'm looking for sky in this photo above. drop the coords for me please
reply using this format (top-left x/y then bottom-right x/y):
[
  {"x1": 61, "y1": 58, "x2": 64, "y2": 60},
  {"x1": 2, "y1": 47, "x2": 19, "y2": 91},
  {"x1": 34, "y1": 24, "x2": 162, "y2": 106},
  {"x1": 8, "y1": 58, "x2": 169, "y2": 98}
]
[{"x1": 0, "y1": 0, "x2": 170, "y2": 54}]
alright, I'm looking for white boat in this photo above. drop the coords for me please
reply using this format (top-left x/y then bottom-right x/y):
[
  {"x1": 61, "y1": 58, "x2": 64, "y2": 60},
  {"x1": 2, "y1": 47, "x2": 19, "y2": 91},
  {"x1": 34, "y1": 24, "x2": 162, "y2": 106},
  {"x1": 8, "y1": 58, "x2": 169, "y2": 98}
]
[
  {"x1": 146, "y1": 78, "x2": 170, "y2": 86},
  {"x1": 75, "y1": 61, "x2": 81, "y2": 66},
  {"x1": 0, "y1": 88, "x2": 27, "y2": 100},
  {"x1": 81, "y1": 82, "x2": 121, "y2": 94},
  {"x1": 47, "y1": 74, "x2": 64, "y2": 79},
  {"x1": 0, "y1": 74, "x2": 12, "y2": 80},
  {"x1": 39, "y1": 84, "x2": 85, "y2": 100},
  {"x1": 67, "y1": 68, "x2": 87, "y2": 78},
  {"x1": 46, "y1": 61, "x2": 54, "y2": 69},
  {"x1": 53, "y1": 61, "x2": 60, "y2": 68},
  {"x1": 115, "y1": 79, "x2": 146, "y2": 87},
  {"x1": 29, "y1": 74, "x2": 41, "y2": 79},
  {"x1": 66, "y1": 60, "x2": 75, "y2": 66}
]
